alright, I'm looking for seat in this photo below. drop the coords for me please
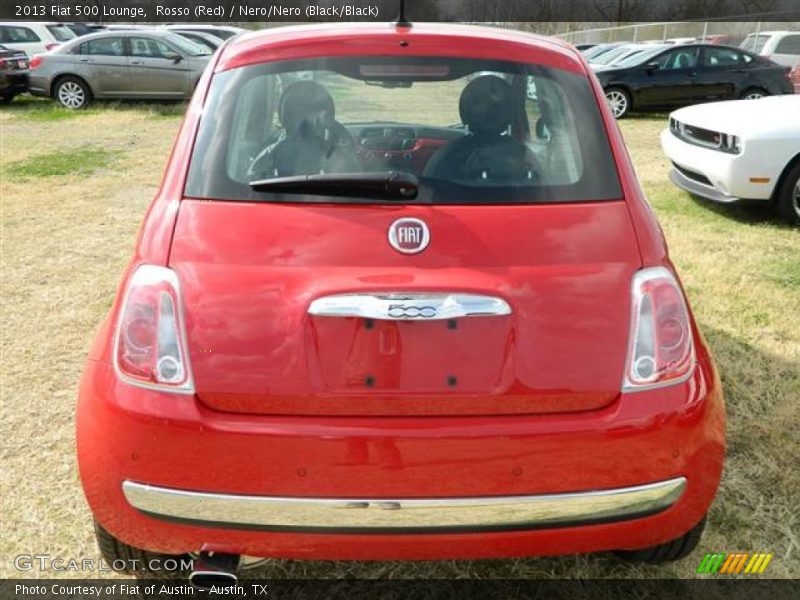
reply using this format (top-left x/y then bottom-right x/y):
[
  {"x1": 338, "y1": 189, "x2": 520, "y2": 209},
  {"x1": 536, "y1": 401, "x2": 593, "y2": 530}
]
[
  {"x1": 423, "y1": 75, "x2": 539, "y2": 183},
  {"x1": 248, "y1": 81, "x2": 359, "y2": 180}
]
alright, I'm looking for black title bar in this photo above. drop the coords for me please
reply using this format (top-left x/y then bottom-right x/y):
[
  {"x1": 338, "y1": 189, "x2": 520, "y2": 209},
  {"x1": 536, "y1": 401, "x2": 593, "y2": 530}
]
[{"x1": 3, "y1": 0, "x2": 800, "y2": 22}]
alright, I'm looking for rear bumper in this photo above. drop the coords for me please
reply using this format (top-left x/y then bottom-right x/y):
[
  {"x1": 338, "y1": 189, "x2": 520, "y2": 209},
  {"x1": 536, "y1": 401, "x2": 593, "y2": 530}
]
[
  {"x1": 122, "y1": 477, "x2": 687, "y2": 534},
  {"x1": 77, "y1": 341, "x2": 724, "y2": 560},
  {"x1": 0, "y1": 72, "x2": 28, "y2": 95}
]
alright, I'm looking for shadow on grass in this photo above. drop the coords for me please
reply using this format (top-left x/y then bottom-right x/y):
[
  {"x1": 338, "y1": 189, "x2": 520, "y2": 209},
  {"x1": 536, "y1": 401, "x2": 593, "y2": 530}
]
[{"x1": 686, "y1": 194, "x2": 795, "y2": 229}]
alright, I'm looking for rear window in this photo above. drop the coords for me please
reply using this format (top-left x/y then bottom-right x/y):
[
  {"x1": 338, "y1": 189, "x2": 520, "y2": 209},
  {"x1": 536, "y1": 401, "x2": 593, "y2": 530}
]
[
  {"x1": 46, "y1": 25, "x2": 76, "y2": 42},
  {"x1": 0, "y1": 26, "x2": 40, "y2": 43},
  {"x1": 740, "y1": 35, "x2": 769, "y2": 53},
  {"x1": 185, "y1": 56, "x2": 621, "y2": 205}
]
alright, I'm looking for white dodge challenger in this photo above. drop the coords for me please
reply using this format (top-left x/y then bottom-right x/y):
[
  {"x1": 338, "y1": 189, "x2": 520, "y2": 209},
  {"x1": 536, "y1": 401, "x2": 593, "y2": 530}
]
[{"x1": 661, "y1": 95, "x2": 800, "y2": 224}]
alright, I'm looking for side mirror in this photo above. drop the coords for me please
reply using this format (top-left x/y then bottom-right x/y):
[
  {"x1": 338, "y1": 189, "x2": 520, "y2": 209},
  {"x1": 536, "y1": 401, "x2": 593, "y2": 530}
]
[
  {"x1": 164, "y1": 51, "x2": 182, "y2": 63},
  {"x1": 645, "y1": 61, "x2": 660, "y2": 73}
]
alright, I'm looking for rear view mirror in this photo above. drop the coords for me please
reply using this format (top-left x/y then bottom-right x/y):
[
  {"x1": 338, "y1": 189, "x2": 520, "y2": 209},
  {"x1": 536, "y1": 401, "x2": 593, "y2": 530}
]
[
  {"x1": 646, "y1": 62, "x2": 660, "y2": 72},
  {"x1": 164, "y1": 51, "x2": 182, "y2": 63}
]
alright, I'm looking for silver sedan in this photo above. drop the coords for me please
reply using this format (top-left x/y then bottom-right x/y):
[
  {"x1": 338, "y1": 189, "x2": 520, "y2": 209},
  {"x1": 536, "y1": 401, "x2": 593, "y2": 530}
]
[{"x1": 27, "y1": 30, "x2": 212, "y2": 109}]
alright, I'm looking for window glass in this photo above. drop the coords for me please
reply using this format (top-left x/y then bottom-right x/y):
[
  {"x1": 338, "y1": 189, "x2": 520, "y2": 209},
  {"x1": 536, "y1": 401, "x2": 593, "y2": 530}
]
[
  {"x1": 775, "y1": 35, "x2": 800, "y2": 55},
  {"x1": 82, "y1": 37, "x2": 125, "y2": 56},
  {"x1": 656, "y1": 47, "x2": 700, "y2": 70},
  {"x1": 185, "y1": 57, "x2": 621, "y2": 205},
  {"x1": 0, "y1": 26, "x2": 41, "y2": 43},
  {"x1": 45, "y1": 25, "x2": 76, "y2": 42},
  {"x1": 740, "y1": 35, "x2": 769, "y2": 53},
  {"x1": 129, "y1": 37, "x2": 173, "y2": 58},
  {"x1": 703, "y1": 47, "x2": 744, "y2": 67}
]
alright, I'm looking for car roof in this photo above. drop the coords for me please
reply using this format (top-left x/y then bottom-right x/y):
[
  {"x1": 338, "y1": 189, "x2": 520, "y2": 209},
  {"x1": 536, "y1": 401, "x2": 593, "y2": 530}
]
[
  {"x1": 0, "y1": 21, "x2": 69, "y2": 27},
  {"x1": 216, "y1": 22, "x2": 585, "y2": 74}
]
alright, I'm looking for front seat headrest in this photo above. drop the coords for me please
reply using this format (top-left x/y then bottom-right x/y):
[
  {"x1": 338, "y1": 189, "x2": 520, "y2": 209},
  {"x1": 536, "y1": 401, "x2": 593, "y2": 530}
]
[
  {"x1": 459, "y1": 75, "x2": 513, "y2": 136},
  {"x1": 279, "y1": 81, "x2": 336, "y2": 137}
]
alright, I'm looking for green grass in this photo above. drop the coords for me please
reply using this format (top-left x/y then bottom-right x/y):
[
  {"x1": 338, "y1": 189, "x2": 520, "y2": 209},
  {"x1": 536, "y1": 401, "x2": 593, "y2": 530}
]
[
  {"x1": 3, "y1": 94, "x2": 187, "y2": 121},
  {"x1": 6, "y1": 146, "x2": 121, "y2": 178}
]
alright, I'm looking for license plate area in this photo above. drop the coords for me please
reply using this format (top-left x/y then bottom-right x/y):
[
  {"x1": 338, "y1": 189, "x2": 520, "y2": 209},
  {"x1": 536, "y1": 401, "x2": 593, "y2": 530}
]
[{"x1": 307, "y1": 316, "x2": 513, "y2": 394}]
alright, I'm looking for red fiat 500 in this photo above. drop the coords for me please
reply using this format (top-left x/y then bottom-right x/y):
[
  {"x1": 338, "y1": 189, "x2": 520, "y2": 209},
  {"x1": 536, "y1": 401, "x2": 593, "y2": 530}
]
[{"x1": 76, "y1": 22, "x2": 725, "y2": 583}]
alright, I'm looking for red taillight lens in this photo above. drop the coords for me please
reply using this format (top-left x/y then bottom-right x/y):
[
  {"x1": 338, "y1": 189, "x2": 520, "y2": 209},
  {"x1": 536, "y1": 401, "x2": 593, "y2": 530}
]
[
  {"x1": 623, "y1": 267, "x2": 695, "y2": 391},
  {"x1": 0, "y1": 59, "x2": 7, "y2": 69},
  {"x1": 29, "y1": 56, "x2": 43, "y2": 70},
  {"x1": 114, "y1": 265, "x2": 194, "y2": 393}
]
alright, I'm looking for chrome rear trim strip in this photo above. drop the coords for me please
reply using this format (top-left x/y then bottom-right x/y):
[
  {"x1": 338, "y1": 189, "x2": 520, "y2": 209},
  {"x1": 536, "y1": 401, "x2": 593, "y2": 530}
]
[
  {"x1": 307, "y1": 293, "x2": 511, "y2": 321},
  {"x1": 123, "y1": 477, "x2": 686, "y2": 533}
]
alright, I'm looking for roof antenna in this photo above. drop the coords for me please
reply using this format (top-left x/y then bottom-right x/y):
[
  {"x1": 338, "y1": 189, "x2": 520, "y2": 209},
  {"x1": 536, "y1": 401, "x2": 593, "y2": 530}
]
[{"x1": 395, "y1": 0, "x2": 413, "y2": 27}]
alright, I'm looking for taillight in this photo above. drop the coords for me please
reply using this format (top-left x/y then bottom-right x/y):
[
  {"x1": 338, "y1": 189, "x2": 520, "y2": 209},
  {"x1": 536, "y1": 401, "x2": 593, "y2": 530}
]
[
  {"x1": 623, "y1": 267, "x2": 695, "y2": 391},
  {"x1": 29, "y1": 56, "x2": 43, "y2": 70},
  {"x1": 114, "y1": 265, "x2": 194, "y2": 394}
]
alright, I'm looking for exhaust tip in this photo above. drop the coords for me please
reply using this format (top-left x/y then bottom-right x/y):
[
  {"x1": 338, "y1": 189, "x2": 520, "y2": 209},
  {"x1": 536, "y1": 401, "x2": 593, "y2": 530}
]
[{"x1": 189, "y1": 570, "x2": 238, "y2": 591}]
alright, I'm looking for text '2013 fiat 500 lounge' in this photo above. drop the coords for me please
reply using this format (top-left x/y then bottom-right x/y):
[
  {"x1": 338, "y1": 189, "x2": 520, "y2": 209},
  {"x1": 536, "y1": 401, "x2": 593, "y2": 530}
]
[{"x1": 76, "y1": 23, "x2": 725, "y2": 584}]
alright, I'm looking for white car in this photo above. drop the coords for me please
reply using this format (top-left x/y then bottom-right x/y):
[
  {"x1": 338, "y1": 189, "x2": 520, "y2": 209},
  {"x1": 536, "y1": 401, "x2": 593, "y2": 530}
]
[
  {"x1": 740, "y1": 31, "x2": 800, "y2": 69},
  {"x1": 161, "y1": 24, "x2": 247, "y2": 41},
  {"x1": 661, "y1": 95, "x2": 800, "y2": 224},
  {"x1": 0, "y1": 22, "x2": 76, "y2": 56}
]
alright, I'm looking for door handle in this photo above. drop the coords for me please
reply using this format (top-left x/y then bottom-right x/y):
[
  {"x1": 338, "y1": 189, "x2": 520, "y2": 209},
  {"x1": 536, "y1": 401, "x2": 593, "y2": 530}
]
[
  {"x1": 129, "y1": 60, "x2": 143, "y2": 65},
  {"x1": 79, "y1": 58, "x2": 92, "y2": 63},
  {"x1": 308, "y1": 293, "x2": 512, "y2": 321}
]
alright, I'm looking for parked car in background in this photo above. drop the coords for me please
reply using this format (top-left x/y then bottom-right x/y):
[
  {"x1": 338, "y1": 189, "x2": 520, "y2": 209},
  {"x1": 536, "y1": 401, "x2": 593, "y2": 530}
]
[
  {"x1": 27, "y1": 30, "x2": 212, "y2": 109},
  {"x1": 169, "y1": 30, "x2": 222, "y2": 51},
  {"x1": 0, "y1": 44, "x2": 28, "y2": 103},
  {"x1": 161, "y1": 24, "x2": 246, "y2": 41},
  {"x1": 791, "y1": 63, "x2": 800, "y2": 93},
  {"x1": 596, "y1": 44, "x2": 794, "y2": 118},
  {"x1": 64, "y1": 23, "x2": 107, "y2": 38},
  {"x1": 700, "y1": 34, "x2": 746, "y2": 46},
  {"x1": 581, "y1": 42, "x2": 625, "y2": 61},
  {"x1": 740, "y1": 31, "x2": 800, "y2": 68},
  {"x1": 589, "y1": 43, "x2": 656, "y2": 68},
  {"x1": 76, "y1": 22, "x2": 724, "y2": 586},
  {"x1": 0, "y1": 22, "x2": 76, "y2": 56},
  {"x1": 662, "y1": 95, "x2": 800, "y2": 224}
]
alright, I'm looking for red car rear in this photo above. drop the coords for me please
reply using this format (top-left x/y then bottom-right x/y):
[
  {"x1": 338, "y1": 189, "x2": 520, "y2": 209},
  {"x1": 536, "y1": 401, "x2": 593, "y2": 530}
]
[{"x1": 76, "y1": 23, "x2": 725, "y2": 584}]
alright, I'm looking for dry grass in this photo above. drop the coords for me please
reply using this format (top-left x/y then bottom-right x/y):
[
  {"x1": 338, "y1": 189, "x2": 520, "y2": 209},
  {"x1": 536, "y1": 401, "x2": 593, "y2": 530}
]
[{"x1": 1, "y1": 98, "x2": 798, "y2": 580}]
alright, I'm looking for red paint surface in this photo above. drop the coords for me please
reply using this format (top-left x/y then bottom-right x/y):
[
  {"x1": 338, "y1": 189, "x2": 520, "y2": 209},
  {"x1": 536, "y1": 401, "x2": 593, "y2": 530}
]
[{"x1": 77, "y1": 23, "x2": 725, "y2": 560}]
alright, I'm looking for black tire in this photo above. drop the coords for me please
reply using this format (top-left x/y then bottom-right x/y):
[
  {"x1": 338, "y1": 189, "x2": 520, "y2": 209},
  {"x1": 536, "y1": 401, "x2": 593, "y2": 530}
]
[
  {"x1": 774, "y1": 160, "x2": 800, "y2": 225},
  {"x1": 0, "y1": 94, "x2": 14, "y2": 105},
  {"x1": 740, "y1": 87, "x2": 769, "y2": 100},
  {"x1": 605, "y1": 87, "x2": 631, "y2": 119},
  {"x1": 94, "y1": 521, "x2": 192, "y2": 579},
  {"x1": 53, "y1": 75, "x2": 92, "y2": 109},
  {"x1": 614, "y1": 515, "x2": 707, "y2": 563}
]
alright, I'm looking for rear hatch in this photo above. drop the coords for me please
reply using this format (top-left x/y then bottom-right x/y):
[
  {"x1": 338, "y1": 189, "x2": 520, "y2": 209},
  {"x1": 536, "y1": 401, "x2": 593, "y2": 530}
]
[{"x1": 169, "y1": 200, "x2": 640, "y2": 416}]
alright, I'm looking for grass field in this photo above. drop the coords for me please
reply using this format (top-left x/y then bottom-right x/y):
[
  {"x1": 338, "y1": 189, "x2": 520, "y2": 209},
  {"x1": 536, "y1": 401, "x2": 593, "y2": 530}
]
[{"x1": 1, "y1": 96, "x2": 798, "y2": 580}]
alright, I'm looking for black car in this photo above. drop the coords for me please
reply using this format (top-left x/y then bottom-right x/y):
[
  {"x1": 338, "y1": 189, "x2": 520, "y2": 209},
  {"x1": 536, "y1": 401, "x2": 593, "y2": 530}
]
[
  {"x1": 0, "y1": 44, "x2": 29, "y2": 103},
  {"x1": 595, "y1": 44, "x2": 795, "y2": 118}
]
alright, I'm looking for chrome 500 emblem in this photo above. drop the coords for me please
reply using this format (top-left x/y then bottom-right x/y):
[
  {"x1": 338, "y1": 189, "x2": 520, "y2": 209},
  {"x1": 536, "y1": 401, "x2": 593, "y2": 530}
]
[
  {"x1": 387, "y1": 304, "x2": 437, "y2": 319},
  {"x1": 388, "y1": 218, "x2": 430, "y2": 255}
]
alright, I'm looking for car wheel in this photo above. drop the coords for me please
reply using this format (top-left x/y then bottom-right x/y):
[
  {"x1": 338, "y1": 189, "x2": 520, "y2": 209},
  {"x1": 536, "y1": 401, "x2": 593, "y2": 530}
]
[
  {"x1": 55, "y1": 76, "x2": 91, "y2": 109},
  {"x1": 614, "y1": 515, "x2": 706, "y2": 563},
  {"x1": 0, "y1": 94, "x2": 14, "y2": 104},
  {"x1": 774, "y1": 161, "x2": 800, "y2": 225},
  {"x1": 94, "y1": 521, "x2": 192, "y2": 579},
  {"x1": 605, "y1": 87, "x2": 631, "y2": 119},
  {"x1": 741, "y1": 87, "x2": 768, "y2": 100}
]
